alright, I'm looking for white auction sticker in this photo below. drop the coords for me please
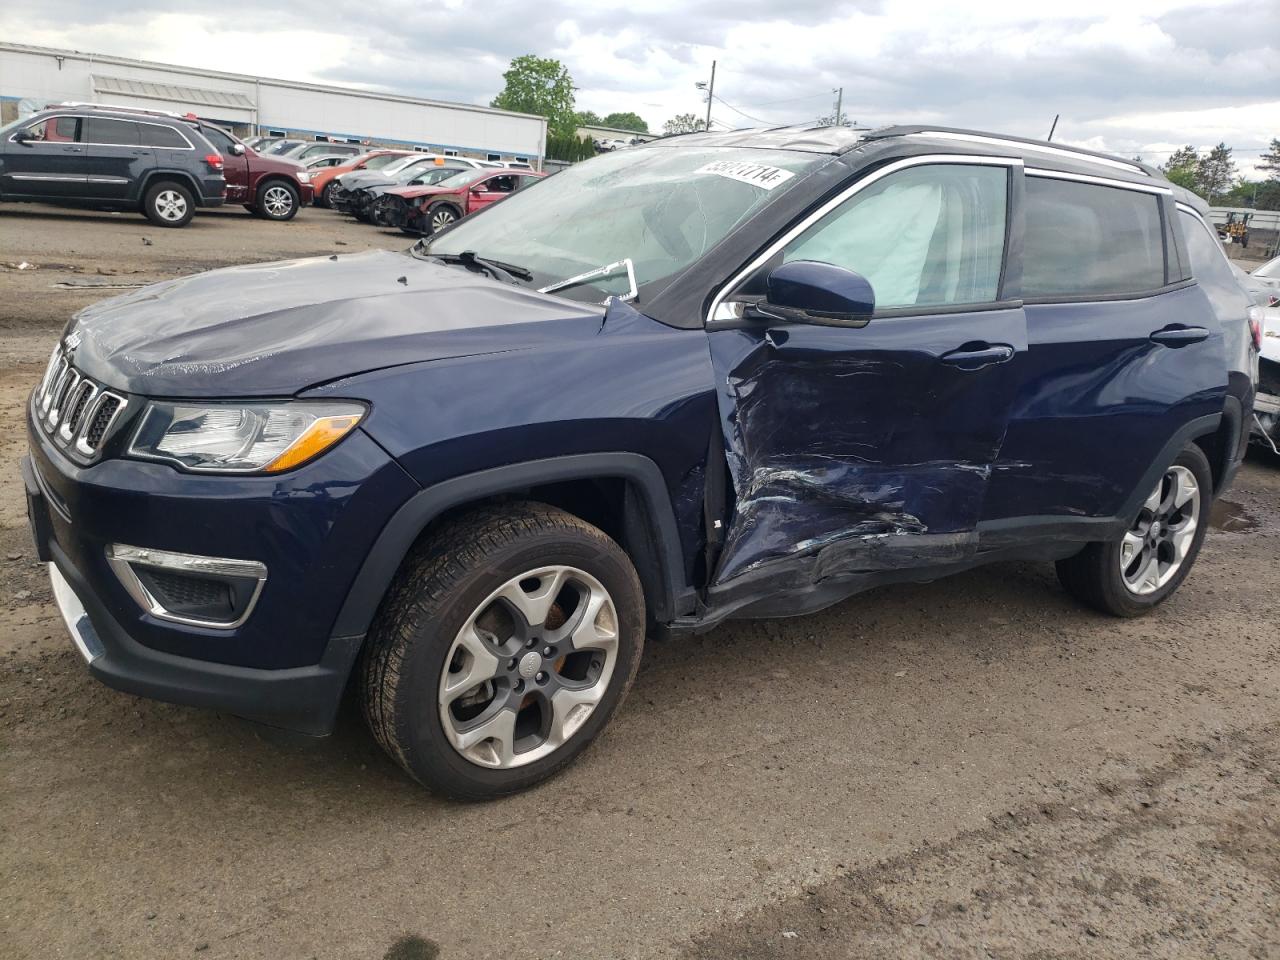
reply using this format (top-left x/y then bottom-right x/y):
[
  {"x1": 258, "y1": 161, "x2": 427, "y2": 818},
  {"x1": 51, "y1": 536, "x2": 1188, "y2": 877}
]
[{"x1": 696, "y1": 160, "x2": 796, "y2": 190}]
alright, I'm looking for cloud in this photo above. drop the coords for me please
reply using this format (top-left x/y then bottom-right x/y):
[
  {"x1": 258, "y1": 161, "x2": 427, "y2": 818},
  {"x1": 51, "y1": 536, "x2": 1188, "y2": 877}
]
[{"x1": 2, "y1": 0, "x2": 1276, "y2": 171}]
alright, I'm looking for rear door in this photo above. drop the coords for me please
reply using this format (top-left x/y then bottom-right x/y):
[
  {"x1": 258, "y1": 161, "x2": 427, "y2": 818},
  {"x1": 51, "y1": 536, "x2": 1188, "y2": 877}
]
[
  {"x1": 83, "y1": 117, "x2": 150, "y2": 200},
  {"x1": 982, "y1": 173, "x2": 1227, "y2": 526},
  {"x1": 2, "y1": 115, "x2": 85, "y2": 199},
  {"x1": 705, "y1": 156, "x2": 1026, "y2": 588},
  {"x1": 199, "y1": 125, "x2": 249, "y2": 203}
]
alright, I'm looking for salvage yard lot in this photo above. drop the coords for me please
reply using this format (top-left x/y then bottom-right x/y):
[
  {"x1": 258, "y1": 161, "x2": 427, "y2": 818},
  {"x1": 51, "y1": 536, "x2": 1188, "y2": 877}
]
[{"x1": 1, "y1": 204, "x2": 1278, "y2": 959}]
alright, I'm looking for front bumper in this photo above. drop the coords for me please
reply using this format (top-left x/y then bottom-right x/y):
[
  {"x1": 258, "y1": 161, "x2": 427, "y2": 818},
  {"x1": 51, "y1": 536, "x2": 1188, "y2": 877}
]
[
  {"x1": 45, "y1": 552, "x2": 360, "y2": 735},
  {"x1": 24, "y1": 392, "x2": 420, "y2": 733}
]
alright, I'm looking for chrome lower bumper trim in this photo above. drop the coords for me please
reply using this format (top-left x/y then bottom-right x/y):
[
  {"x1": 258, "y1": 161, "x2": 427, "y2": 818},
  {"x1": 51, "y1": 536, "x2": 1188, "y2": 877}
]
[{"x1": 49, "y1": 562, "x2": 103, "y2": 664}]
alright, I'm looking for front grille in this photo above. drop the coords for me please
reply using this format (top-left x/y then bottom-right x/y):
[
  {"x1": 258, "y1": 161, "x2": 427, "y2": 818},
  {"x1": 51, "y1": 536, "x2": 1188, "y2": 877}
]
[
  {"x1": 35, "y1": 347, "x2": 127, "y2": 457},
  {"x1": 146, "y1": 569, "x2": 232, "y2": 610}
]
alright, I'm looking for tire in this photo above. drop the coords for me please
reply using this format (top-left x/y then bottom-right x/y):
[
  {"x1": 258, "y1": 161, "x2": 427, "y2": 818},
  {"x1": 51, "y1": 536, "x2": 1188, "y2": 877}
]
[
  {"x1": 1056, "y1": 443, "x2": 1213, "y2": 617},
  {"x1": 142, "y1": 180, "x2": 195, "y2": 227},
  {"x1": 256, "y1": 180, "x2": 299, "y2": 221},
  {"x1": 361, "y1": 502, "x2": 645, "y2": 799},
  {"x1": 319, "y1": 181, "x2": 338, "y2": 208},
  {"x1": 426, "y1": 202, "x2": 461, "y2": 234}
]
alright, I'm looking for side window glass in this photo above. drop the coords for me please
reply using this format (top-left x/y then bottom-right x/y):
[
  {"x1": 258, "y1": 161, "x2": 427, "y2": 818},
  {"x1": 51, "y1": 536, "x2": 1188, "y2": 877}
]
[
  {"x1": 202, "y1": 128, "x2": 234, "y2": 153},
  {"x1": 138, "y1": 124, "x2": 189, "y2": 149},
  {"x1": 20, "y1": 117, "x2": 79, "y2": 142},
  {"x1": 781, "y1": 164, "x2": 1008, "y2": 310},
  {"x1": 1022, "y1": 177, "x2": 1165, "y2": 298},
  {"x1": 84, "y1": 118, "x2": 140, "y2": 146}
]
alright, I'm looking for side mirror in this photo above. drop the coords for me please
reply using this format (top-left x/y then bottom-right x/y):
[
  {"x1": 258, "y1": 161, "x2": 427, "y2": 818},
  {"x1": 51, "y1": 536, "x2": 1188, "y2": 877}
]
[
  {"x1": 748, "y1": 260, "x2": 875, "y2": 327},
  {"x1": 230, "y1": 142, "x2": 246, "y2": 156},
  {"x1": 470, "y1": 185, "x2": 488, "y2": 194},
  {"x1": 12, "y1": 129, "x2": 32, "y2": 143}
]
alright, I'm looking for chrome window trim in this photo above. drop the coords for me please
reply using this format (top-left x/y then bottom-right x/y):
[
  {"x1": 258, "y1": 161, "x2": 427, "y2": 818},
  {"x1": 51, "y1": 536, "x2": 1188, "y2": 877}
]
[
  {"x1": 707, "y1": 153, "x2": 1023, "y2": 324},
  {"x1": 6, "y1": 113, "x2": 195, "y2": 150},
  {"x1": 106, "y1": 544, "x2": 268, "y2": 630},
  {"x1": 907, "y1": 131, "x2": 1147, "y2": 175},
  {"x1": 1025, "y1": 166, "x2": 1172, "y2": 196}
]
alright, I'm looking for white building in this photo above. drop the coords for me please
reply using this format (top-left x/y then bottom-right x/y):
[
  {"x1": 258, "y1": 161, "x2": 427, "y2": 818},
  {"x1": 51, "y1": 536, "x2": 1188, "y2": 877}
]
[{"x1": 0, "y1": 42, "x2": 547, "y2": 166}]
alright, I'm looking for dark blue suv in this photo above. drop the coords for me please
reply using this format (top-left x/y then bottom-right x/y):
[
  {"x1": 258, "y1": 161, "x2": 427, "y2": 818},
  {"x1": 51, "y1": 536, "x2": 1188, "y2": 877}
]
[{"x1": 23, "y1": 126, "x2": 1254, "y2": 798}]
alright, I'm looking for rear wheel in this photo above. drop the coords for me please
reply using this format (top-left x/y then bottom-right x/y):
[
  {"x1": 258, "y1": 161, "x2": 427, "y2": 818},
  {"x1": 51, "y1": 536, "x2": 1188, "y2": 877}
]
[
  {"x1": 1056, "y1": 444, "x2": 1212, "y2": 616},
  {"x1": 256, "y1": 180, "x2": 299, "y2": 221},
  {"x1": 142, "y1": 180, "x2": 195, "y2": 227},
  {"x1": 361, "y1": 502, "x2": 645, "y2": 799}
]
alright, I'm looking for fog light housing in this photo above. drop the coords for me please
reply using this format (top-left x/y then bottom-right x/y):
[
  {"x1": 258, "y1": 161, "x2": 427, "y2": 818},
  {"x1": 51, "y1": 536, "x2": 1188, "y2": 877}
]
[{"x1": 106, "y1": 544, "x2": 267, "y2": 629}]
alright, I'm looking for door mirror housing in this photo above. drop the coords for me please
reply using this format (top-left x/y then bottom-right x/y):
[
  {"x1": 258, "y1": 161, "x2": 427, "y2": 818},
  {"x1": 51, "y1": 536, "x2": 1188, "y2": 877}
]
[
  {"x1": 470, "y1": 185, "x2": 489, "y2": 194},
  {"x1": 12, "y1": 129, "x2": 33, "y2": 143},
  {"x1": 230, "y1": 142, "x2": 246, "y2": 156},
  {"x1": 749, "y1": 260, "x2": 875, "y2": 327}
]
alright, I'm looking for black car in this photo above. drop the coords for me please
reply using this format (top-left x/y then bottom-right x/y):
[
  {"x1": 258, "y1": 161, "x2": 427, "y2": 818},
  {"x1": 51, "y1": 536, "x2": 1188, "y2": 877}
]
[
  {"x1": 0, "y1": 106, "x2": 227, "y2": 227},
  {"x1": 25, "y1": 125, "x2": 1254, "y2": 800}
]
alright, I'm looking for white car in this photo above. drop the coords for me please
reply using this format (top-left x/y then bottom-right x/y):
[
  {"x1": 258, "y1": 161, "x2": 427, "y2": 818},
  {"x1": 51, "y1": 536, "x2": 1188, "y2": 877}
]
[{"x1": 1233, "y1": 259, "x2": 1280, "y2": 452}]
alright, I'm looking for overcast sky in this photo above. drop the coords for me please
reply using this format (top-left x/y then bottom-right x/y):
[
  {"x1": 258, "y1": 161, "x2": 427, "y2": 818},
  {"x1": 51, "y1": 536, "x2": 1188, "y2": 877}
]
[{"x1": 4, "y1": 0, "x2": 1277, "y2": 173}]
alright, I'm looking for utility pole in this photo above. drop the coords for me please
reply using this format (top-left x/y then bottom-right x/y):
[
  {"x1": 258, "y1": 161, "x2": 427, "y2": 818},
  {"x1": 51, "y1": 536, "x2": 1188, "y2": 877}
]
[
  {"x1": 705, "y1": 60, "x2": 716, "y2": 132},
  {"x1": 1047, "y1": 114, "x2": 1059, "y2": 142},
  {"x1": 834, "y1": 87, "x2": 843, "y2": 126}
]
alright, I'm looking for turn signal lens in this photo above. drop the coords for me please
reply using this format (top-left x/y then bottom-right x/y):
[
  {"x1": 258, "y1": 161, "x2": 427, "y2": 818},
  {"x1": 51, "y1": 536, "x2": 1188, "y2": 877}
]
[{"x1": 263, "y1": 414, "x2": 362, "y2": 473}]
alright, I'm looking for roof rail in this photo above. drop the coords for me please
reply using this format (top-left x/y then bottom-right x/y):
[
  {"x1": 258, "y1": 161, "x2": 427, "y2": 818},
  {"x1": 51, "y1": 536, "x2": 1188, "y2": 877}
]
[
  {"x1": 868, "y1": 126, "x2": 1155, "y2": 176},
  {"x1": 45, "y1": 100, "x2": 194, "y2": 120}
]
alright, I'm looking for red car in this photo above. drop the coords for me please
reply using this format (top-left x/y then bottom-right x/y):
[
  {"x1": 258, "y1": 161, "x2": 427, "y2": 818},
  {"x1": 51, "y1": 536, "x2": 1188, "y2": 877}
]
[
  {"x1": 311, "y1": 150, "x2": 415, "y2": 208},
  {"x1": 375, "y1": 168, "x2": 547, "y2": 235},
  {"x1": 189, "y1": 122, "x2": 315, "y2": 221}
]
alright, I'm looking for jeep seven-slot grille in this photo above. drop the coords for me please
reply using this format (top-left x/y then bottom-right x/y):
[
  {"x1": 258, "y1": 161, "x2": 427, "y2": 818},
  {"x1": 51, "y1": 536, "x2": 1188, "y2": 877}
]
[{"x1": 35, "y1": 347, "x2": 127, "y2": 457}]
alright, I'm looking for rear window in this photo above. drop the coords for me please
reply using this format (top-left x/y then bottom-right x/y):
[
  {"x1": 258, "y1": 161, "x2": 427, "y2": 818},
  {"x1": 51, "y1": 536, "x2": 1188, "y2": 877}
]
[
  {"x1": 139, "y1": 123, "x2": 190, "y2": 149},
  {"x1": 1022, "y1": 177, "x2": 1166, "y2": 298}
]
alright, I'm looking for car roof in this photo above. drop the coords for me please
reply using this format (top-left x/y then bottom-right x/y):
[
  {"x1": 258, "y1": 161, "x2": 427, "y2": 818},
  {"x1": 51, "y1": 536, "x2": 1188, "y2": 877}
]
[{"x1": 648, "y1": 122, "x2": 1176, "y2": 191}]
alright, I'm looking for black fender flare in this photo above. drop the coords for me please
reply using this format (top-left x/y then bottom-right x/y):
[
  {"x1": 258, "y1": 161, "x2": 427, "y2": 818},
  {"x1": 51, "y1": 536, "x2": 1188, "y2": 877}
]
[{"x1": 330, "y1": 452, "x2": 693, "y2": 639}]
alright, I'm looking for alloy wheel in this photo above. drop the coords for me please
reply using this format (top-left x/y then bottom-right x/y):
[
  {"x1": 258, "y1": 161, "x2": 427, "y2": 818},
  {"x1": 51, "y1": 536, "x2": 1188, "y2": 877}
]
[
  {"x1": 263, "y1": 185, "x2": 294, "y2": 217},
  {"x1": 155, "y1": 190, "x2": 188, "y2": 221},
  {"x1": 438, "y1": 565, "x2": 619, "y2": 769},
  {"x1": 430, "y1": 208, "x2": 457, "y2": 233},
  {"x1": 1120, "y1": 465, "x2": 1200, "y2": 595}
]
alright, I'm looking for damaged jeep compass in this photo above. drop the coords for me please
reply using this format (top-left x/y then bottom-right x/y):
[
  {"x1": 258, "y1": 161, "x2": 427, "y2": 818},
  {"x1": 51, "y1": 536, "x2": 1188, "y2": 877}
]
[{"x1": 24, "y1": 125, "x2": 1254, "y2": 799}]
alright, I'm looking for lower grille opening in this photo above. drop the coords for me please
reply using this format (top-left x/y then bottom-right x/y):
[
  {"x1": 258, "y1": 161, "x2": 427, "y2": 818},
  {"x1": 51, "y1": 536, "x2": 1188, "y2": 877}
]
[{"x1": 136, "y1": 569, "x2": 236, "y2": 622}]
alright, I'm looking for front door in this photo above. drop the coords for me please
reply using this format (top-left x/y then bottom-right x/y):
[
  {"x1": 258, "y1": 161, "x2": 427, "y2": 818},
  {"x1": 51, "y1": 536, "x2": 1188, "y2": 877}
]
[
  {"x1": 1, "y1": 115, "x2": 85, "y2": 199},
  {"x1": 467, "y1": 174, "x2": 518, "y2": 214},
  {"x1": 706, "y1": 158, "x2": 1026, "y2": 597},
  {"x1": 83, "y1": 116, "x2": 151, "y2": 200}
]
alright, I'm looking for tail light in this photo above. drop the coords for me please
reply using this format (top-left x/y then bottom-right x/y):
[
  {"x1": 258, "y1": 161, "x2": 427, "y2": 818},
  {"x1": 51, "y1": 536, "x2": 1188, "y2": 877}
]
[
  {"x1": 1248, "y1": 306, "x2": 1263, "y2": 351},
  {"x1": 204, "y1": 153, "x2": 224, "y2": 171}
]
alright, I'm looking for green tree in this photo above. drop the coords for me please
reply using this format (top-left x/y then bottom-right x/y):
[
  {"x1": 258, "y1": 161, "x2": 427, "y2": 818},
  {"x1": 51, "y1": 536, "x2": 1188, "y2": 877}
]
[
  {"x1": 818, "y1": 109, "x2": 853, "y2": 128},
  {"x1": 1161, "y1": 145, "x2": 1201, "y2": 193},
  {"x1": 1255, "y1": 180, "x2": 1280, "y2": 211},
  {"x1": 491, "y1": 55, "x2": 578, "y2": 137},
  {"x1": 1196, "y1": 143, "x2": 1236, "y2": 203},
  {"x1": 663, "y1": 113, "x2": 706, "y2": 135},
  {"x1": 602, "y1": 111, "x2": 649, "y2": 133},
  {"x1": 1258, "y1": 137, "x2": 1280, "y2": 179},
  {"x1": 574, "y1": 110, "x2": 602, "y2": 126}
]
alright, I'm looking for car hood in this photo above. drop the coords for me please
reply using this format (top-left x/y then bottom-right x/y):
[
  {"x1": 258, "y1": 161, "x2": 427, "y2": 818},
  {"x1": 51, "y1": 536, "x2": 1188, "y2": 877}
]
[
  {"x1": 65, "y1": 249, "x2": 606, "y2": 398},
  {"x1": 338, "y1": 170, "x2": 405, "y2": 191},
  {"x1": 383, "y1": 184, "x2": 457, "y2": 201}
]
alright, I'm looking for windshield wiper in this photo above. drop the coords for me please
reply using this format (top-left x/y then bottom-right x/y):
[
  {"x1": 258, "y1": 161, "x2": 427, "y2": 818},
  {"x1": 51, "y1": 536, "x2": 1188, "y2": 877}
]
[
  {"x1": 420, "y1": 249, "x2": 533, "y2": 283},
  {"x1": 538, "y1": 258, "x2": 638, "y2": 303}
]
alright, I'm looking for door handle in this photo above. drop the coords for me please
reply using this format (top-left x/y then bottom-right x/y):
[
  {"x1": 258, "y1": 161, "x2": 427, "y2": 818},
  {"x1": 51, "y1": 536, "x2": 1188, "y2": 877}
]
[
  {"x1": 940, "y1": 343, "x2": 1015, "y2": 370},
  {"x1": 63, "y1": 146, "x2": 83, "y2": 153},
  {"x1": 1150, "y1": 325, "x2": 1209, "y2": 347}
]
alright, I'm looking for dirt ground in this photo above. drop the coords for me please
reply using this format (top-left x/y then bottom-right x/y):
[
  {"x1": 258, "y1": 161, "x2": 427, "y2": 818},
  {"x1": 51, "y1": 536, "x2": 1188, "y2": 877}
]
[{"x1": 1, "y1": 204, "x2": 1277, "y2": 960}]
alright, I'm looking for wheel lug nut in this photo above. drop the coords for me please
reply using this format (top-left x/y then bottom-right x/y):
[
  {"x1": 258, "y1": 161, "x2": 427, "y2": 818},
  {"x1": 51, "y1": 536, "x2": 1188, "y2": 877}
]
[
  {"x1": 507, "y1": 658, "x2": 517, "y2": 670},
  {"x1": 514, "y1": 679, "x2": 524, "y2": 693},
  {"x1": 535, "y1": 671, "x2": 547, "y2": 683},
  {"x1": 542, "y1": 646, "x2": 553, "y2": 657}
]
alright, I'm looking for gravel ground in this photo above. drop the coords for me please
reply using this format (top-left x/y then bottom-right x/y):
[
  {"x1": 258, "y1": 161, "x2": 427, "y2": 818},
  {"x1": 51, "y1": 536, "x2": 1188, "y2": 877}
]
[{"x1": 1, "y1": 204, "x2": 1277, "y2": 960}]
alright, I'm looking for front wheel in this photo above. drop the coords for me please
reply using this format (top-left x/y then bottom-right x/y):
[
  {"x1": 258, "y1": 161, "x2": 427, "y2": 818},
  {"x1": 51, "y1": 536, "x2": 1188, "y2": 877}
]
[
  {"x1": 256, "y1": 180, "x2": 299, "y2": 221},
  {"x1": 361, "y1": 502, "x2": 645, "y2": 799},
  {"x1": 426, "y1": 202, "x2": 460, "y2": 234},
  {"x1": 1056, "y1": 443, "x2": 1212, "y2": 616}
]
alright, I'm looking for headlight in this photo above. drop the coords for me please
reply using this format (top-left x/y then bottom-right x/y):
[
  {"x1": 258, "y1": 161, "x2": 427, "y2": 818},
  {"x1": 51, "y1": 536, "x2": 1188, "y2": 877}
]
[
  {"x1": 297, "y1": 171, "x2": 310, "y2": 182},
  {"x1": 129, "y1": 401, "x2": 365, "y2": 474}
]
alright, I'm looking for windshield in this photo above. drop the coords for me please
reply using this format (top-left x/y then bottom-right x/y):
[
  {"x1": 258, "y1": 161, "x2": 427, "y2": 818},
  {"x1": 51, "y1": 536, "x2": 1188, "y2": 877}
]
[
  {"x1": 1255, "y1": 258, "x2": 1280, "y2": 280},
  {"x1": 382, "y1": 155, "x2": 429, "y2": 176},
  {"x1": 410, "y1": 167, "x2": 471, "y2": 187},
  {"x1": 364, "y1": 153, "x2": 408, "y2": 169},
  {"x1": 424, "y1": 146, "x2": 822, "y2": 301},
  {"x1": 266, "y1": 140, "x2": 304, "y2": 155},
  {"x1": 394, "y1": 159, "x2": 448, "y2": 182}
]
